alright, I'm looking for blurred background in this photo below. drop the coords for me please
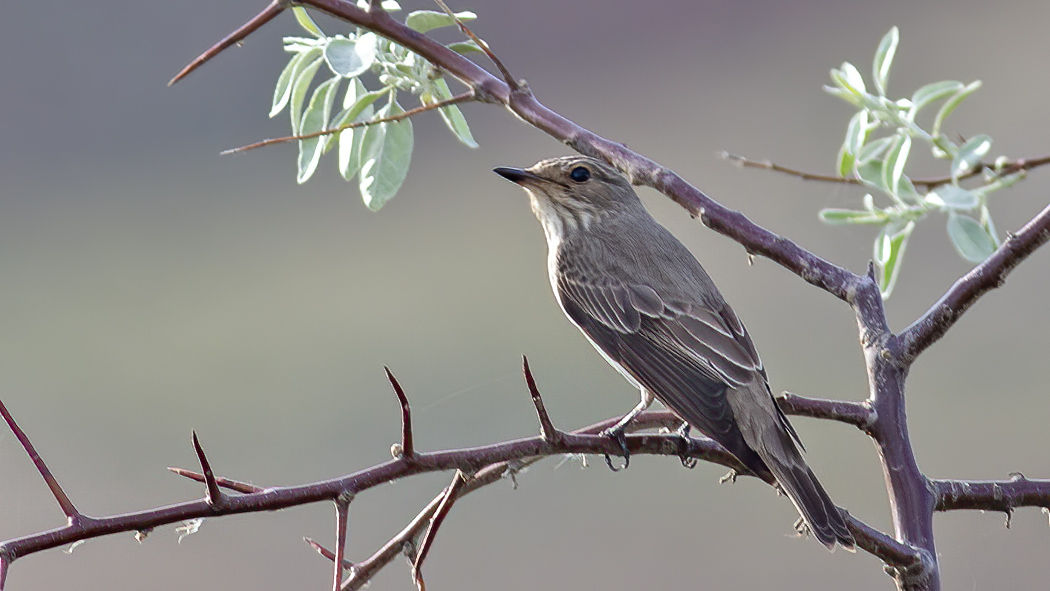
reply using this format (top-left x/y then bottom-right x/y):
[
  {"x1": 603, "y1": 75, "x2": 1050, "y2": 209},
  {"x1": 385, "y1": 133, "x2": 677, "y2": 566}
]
[{"x1": 2, "y1": 0, "x2": 1048, "y2": 589}]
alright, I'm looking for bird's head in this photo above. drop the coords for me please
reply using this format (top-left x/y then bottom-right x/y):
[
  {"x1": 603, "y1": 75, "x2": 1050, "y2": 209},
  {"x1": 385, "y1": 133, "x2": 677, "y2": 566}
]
[{"x1": 494, "y1": 156, "x2": 640, "y2": 239}]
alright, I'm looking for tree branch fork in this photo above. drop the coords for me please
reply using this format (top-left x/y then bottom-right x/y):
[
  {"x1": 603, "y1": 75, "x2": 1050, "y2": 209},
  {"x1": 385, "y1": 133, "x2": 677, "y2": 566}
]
[{"x1": 3, "y1": 1, "x2": 1047, "y2": 590}]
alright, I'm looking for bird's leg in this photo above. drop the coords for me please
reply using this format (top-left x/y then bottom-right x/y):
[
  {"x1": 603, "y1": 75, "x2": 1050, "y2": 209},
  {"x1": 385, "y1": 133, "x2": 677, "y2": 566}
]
[
  {"x1": 675, "y1": 422, "x2": 697, "y2": 469},
  {"x1": 600, "y1": 389, "x2": 654, "y2": 472}
]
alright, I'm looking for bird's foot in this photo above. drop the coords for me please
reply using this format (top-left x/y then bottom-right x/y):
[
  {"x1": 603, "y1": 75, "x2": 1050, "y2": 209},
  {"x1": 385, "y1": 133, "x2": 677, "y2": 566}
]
[
  {"x1": 599, "y1": 426, "x2": 630, "y2": 472},
  {"x1": 675, "y1": 423, "x2": 697, "y2": 469},
  {"x1": 719, "y1": 469, "x2": 738, "y2": 484}
]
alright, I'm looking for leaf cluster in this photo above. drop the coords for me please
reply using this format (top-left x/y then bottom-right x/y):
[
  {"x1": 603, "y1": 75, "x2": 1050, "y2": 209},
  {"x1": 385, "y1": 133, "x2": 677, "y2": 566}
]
[
  {"x1": 822, "y1": 27, "x2": 1021, "y2": 297},
  {"x1": 271, "y1": 2, "x2": 479, "y2": 210}
]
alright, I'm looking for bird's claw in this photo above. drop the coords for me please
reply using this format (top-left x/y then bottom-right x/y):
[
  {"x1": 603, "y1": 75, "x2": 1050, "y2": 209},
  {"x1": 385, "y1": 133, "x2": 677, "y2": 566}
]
[
  {"x1": 675, "y1": 422, "x2": 697, "y2": 469},
  {"x1": 600, "y1": 427, "x2": 630, "y2": 471}
]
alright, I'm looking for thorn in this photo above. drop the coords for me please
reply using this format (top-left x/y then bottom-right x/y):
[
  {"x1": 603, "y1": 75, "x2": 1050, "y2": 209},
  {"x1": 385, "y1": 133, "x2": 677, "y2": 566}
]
[
  {"x1": 304, "y1": 537, "x2": 355, "y2": 569},
  {"x1": 191, "y1": 431, "x2": 224, "y2": 508},
  {"x1": 1004, "y1": 508, "x2": 1014, "y2": 529},
  {"x1": 334, "y1": 497, "x2": 351, "y2": 591},
  {"x1": 385, "y1": 366, "x2": 415, "y2": 459},
  {"x1": 522, "y1": 356, "x2": 559, "y2": 442},
  {"x1": 169, "y1": 1, "x2": 285, "y2": 86},
  {"x1": 0, "y1": 554, "x2": 8, "y2": 591},
  {"x1": 0, "y1": 397, "x2": 81, "y2": 521},
  {"x1": 167, "y1": 466, "x2": 264, "y2": 494}
]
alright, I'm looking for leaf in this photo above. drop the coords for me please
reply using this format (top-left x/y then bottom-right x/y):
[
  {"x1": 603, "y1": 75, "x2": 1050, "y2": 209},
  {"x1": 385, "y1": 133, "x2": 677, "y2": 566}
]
[
  {"x1": 910, "y1": 80, "x2": 963, "y2": 113},
  {"x1": 856, "y1": 136, "x2": 894, "y2": 164},
  {"x1": 882, "y1": 134, "x2": 912, "y2": 198},
  {"x1": 358, "y1": 97, "x2": 414, "y2": 210},
  {"x1": 980, "y1": 204, "x2": 1001, "y2": 247},
  {"x1": 950, "y1": 134, "x2": 992, "y2": 179},
  {"x1": 292, "y1": 7, "x2": 323, "y2": 38},
  {"x1": 332, "y1": 80, "x2": 378, "y2": 180},
  {"x1": 925, "y1": 184, "x2": 979, "y2": 209},
  {"x1": 297, "y1": 76, "x2": 342, "y2": 184},
  {"x1": 405, "y1": 10, "x2": 477, "y2": 33},
  {"x1": 947, "y1": 212, "x2": 997, "y2": 262},
  {"x1": 873, "y1": 221, "x2": 915, "y2": 298},
  {"x1": 818, "y1": 208, "x2": 887, "y2": 225},
  {"x1": 447, "y1": 40, "x2": 484, "y2": 54},
  {"x1": 932, "y1": 80, "x2": 982, "y2": 137},
  {"x1": 837, "y1": 111, "x2": 868, "y2": 177},
  {"x1": 830, "y1": 61, "x2": 866, "y2": 95},
  {"x1": 855, "y1": 159, "x2": 886, "y2": 191},
  {"x1": 290, "y1": 56, "x2": 324, "y2": 134},
  {"x1": 324, "y1": 34, "x2": 377, "y2": 78},
  {"x1": 271, "y1": 50, "x2": 311, "y2": 118},
  {"x1": 426, "y1": 78, "x2": 477, "y2": 148},
  {"x1": 872, "y1": 27, "x2": 899, "y2": 96}
]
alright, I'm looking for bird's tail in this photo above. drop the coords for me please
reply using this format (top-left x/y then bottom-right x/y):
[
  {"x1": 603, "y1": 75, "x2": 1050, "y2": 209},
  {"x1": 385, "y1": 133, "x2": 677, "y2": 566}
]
[{"x1": 760, "y1": 443, "x2": 855, "y2": 550}]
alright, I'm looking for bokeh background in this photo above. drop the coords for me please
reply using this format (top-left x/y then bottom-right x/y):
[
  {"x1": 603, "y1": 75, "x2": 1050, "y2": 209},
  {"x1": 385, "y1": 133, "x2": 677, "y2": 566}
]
[{"x1": 2, "y1": 0, "x2": 1049, "y2": 589}]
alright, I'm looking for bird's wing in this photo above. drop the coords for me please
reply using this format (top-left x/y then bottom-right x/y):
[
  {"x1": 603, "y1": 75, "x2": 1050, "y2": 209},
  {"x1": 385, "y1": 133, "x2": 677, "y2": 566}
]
[{"x1": 557, "y1": 271, "x2": 764, "y2": 449}]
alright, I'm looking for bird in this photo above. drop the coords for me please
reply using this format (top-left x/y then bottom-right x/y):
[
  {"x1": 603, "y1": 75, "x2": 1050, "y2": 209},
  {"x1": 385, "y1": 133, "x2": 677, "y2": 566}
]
[{"x1": 494, "y1": 155, "x2": 854, "y2": 550}]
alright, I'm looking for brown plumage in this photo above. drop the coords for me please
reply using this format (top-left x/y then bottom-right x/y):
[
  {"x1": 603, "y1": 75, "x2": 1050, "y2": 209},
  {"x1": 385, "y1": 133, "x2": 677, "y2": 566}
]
[{"x1": 495, "y1": 155, "x2": 854, "y2": 549}]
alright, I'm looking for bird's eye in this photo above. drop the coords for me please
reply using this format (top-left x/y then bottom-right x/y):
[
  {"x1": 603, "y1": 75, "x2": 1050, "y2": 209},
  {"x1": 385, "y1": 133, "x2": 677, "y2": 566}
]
[{"x1": 569, "y1": 166, "x2": 591, "y2": 182}]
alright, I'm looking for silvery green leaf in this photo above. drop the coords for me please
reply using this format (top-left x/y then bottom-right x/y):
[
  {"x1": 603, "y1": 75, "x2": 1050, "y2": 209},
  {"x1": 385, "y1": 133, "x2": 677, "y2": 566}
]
[
  {"x1": 856, "y1": 136, "x2": 894, "y2": 164},
  {"x1": 358, "y1": 98, "x2": 414, "y2": 210},
  {"x1": 405, "y1": 10, "x2": 477, "y2": 33},
  {"x1": 873, "y1": 221, "x2": 914, "y2": 298},
  {"x1": 855, "y1": 159, "x2": 886, "y2": 191},
  {"x1": 950, "y1": 134, "x2": 992, "y2": 179},
  {"x1": 293, "y1": 7, "x2": 323, "y2": 38},
  {"x1": 297, "y1": 76, "x2": 341, "y2": 184},
  {"x1": 840, "y1": 62, "x2": 866, "y2": 94},
  {"x1": 932, "y1": 80, "x2": 982, "y2": 137},
  {"x1": 447, "y1": 40, "x2": 484, "y2": 54},
  {"x1": 864, "y1": 193, "x2": 875, "y2": 212},
  {"x1": 357, "y1": 0, "x2": 400, "y2": 11},
  {"x1": 882, "y1": 134, "x2": 911, "y2": 198},
  {"x1": 333, "y1": 80, "x2": 377, "y2": 180},
  {"x1": 818, "y1": 208, "x2": 887, "y2": 225},
  {"x1": 910, "y1": 80, "x2": 963, "y2": 114},
  {"x1": 947, "y1": 212, "x2": 997, "y2": 262},
  {"x1": 427, "y1": 78, "x2": 477, "y2": 148},
  {"x1": 872, "y1": 27, "x2": 899, "y2": 96},
  {"x1": 897, "y1": 175, "x2": 922, "y2": 204},
  {"x1": 290, "y1": 56, "x2": 324, "y2": 134},
  {"x1": 271, "y1": 50, "x2": 311, "y2": 118},
  {"x1": 324, "y1": 34, "x2": 377, "y2": 78},
  {"x1": 925, "y1": 184, "x2": 979, "y2": 209},
  {"x1": 837, "y1": 111, "x2": 868, "y2": 177},
  {"x1": 980, "y1": 204, "x2": 1001, "y2": 247}
]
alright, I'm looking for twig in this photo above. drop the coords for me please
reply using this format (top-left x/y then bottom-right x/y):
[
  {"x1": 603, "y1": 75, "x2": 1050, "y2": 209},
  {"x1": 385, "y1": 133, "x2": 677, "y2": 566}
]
[
  {"x1": 522, "y1": 356, "x2": 560, "y2": 442},
  {"x1": 776, "y1": 392, "x2": 875, "y2": 432},
  {"x1": 167, "y1": 467, "x2": 264, "y2": 494},
  {"x1": 899, "y1": 202, "x2": 1050, "y2": 361},
  {"x1": 168, "y1": 0, "x2": 285, "y2": 86},
  {"x1": 222, "y1": 91, "x2": 475, "y2": 155},
  {"x1": 191, "y1": 431, "x2": 224, "y2": 508},
  {"x1": 385, "y1": 367, "x2": 414, "y2": 459},
  {"x1": 0, "y1": 397, "x2": 82, "y2": 523},
  {"x1": 721, "y1": 152, "x2": 1050, "y2": 190},
  {"x1": 411, "y1": 471, "x2": 468, "y2": 591},
  {"x1": 431, "y1": 0, "x2": 517, "y2": 90}
]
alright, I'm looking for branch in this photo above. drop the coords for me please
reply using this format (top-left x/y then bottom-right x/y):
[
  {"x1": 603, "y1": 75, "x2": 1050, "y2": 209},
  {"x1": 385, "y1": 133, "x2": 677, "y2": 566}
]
[
  {"x1": 899, "y1": 202, "x2": 1050, "y2": 361},
  {"x1": 776, "y1": 392, "x2": 875, "y2": 431},
  {"x1": 171, "y1": 0, "x2": 865, "y2": 304},
  {"x1": 932, "y1": 473, "x2": 1050, "y2": 514},
  {"x1": 411, "y1": 470, "x2": 467, "y2": 591},
  {"x1": 220, "y1": 91, "x2": 476, "y2": 155}
]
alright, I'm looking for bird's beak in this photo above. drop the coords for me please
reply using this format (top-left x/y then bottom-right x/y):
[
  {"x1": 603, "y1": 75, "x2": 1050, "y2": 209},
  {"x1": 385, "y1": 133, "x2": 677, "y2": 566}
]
[{"x1": 493, "y1": 167, "x2": 546, "y2": 186}]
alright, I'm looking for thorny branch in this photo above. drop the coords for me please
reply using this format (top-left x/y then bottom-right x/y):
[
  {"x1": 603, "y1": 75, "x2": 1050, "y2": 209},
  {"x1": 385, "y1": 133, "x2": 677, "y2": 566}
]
[{"x1": 3, "y1": 2, "x2": 1047, "y2": 591}]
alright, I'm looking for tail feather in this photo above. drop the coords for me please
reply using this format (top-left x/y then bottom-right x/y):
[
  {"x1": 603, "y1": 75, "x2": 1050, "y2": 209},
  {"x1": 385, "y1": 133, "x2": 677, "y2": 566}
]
[{"x1": 766, "y1": 457, "x2": 854, "y2": 550}]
